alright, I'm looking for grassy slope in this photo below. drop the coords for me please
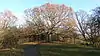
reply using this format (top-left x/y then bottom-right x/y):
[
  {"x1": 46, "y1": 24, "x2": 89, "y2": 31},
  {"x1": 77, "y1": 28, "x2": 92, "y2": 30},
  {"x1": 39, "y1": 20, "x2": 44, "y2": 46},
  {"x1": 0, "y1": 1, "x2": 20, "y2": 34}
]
[{"x1": 39, "y1": 44, "x2": 100, "y2": 56}]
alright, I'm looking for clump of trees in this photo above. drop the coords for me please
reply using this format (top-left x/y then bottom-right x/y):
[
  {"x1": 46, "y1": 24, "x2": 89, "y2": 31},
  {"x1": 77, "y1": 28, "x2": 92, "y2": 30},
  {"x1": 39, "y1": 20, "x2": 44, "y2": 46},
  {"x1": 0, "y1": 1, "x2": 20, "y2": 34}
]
[{"x1": 0, "y1": 3, "x2": 100, "y2": 48}]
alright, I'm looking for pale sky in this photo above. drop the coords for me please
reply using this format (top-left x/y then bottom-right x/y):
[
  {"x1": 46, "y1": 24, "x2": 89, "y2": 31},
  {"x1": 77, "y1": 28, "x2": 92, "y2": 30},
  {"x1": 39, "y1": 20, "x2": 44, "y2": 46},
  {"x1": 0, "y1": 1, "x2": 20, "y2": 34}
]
[{"x1": 0, "y1": 0, "x2": 100, "y2": 25}]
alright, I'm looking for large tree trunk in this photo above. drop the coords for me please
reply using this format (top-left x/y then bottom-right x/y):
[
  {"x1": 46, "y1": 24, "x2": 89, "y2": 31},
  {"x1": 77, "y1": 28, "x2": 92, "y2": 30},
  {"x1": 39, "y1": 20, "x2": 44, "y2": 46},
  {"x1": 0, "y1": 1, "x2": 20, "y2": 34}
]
[
  {"x1": 46, "y1": 33, "x2": 50, "y2": 42},
  {"x1": 73, "y1": 37, "x2": 76, "y2": 44}
]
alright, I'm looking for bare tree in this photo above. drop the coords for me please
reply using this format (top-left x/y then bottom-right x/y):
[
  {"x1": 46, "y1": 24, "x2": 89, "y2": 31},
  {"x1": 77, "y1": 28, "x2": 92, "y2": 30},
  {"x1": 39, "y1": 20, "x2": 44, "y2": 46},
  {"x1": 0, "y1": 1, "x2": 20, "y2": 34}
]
[
  {"x1": 86, "y1": 7, "x2": 100, "y2": 47},
  {"x1": 76, "y1": 10, "x2": 89, "y2": 41},
  {"x1": 24, "y1": 3, "x2": 77, "y2": 42},
  {"x1": 76, "y1": 9, "x2": 100, "y2": 47}
]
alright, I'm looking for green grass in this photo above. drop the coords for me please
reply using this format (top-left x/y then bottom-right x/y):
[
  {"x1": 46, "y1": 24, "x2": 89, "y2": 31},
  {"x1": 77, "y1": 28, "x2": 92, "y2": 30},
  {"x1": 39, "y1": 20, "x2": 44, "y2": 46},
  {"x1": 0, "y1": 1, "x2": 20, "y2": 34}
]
[
  {"x1": 0, "y1": 44, "x2": 100, "y2": 56},
  {"x1": 39, "y1": 44, "x2": 100, "y2": 56},
  {"x1": 0, "y1": 49, "x2": 23, "y2": 56}
]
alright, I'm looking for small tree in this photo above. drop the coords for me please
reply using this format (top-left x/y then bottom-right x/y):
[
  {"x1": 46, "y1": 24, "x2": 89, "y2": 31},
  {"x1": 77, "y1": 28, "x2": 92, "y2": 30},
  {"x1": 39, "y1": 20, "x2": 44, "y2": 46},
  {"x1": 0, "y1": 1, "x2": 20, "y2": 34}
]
[{"x1": 0, "y1": 10, "x2": 18, "y2": 48}]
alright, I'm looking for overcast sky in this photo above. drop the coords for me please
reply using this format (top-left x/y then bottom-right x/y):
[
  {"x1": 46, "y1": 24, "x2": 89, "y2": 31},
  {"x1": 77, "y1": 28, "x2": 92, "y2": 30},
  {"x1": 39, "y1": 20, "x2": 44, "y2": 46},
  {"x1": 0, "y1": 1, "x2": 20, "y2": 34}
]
[{"x1": 0, "y1": 0, "x2": 100, "y2": 25}]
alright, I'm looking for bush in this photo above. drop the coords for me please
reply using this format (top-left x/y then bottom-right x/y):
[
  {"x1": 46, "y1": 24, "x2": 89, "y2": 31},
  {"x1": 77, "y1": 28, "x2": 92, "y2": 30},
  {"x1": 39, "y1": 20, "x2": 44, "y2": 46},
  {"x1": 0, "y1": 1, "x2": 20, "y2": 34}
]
[
  {"x1": 0, "y1": 29, "x2": 19, "y2": 48},
  {"x1": 2, "y1": 36, "x2": 19, "y2": 48}
]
